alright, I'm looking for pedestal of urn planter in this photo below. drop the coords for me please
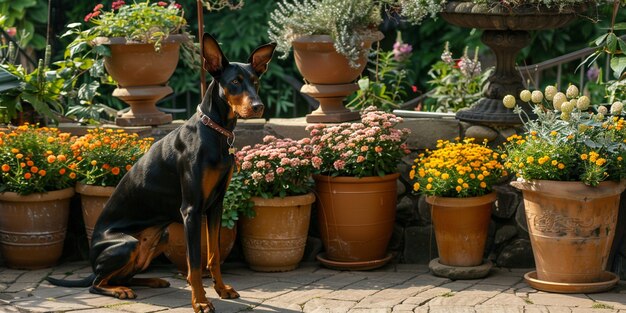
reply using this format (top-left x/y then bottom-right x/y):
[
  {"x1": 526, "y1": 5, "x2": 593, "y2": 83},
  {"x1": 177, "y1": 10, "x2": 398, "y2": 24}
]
[
  {"x1": 302, "y1": 84, "x2": 360, "y2": 123},
  {"x1": 114, "y1": 86, "x2": 173, "y2": 126},
  {"x1": 440, "y1": 1, "x2": 584, "y2": 125}
]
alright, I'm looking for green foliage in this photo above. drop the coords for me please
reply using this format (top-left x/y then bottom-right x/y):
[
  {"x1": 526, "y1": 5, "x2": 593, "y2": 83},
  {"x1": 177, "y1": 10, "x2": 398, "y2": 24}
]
[
  {"x1": 269, "y1": 0, "x2": 382, "y2": 68},
  {"x1": 423, "y1": 43, "x2": 492, "y2": 112},
  {"x1": 221, "y1": 172, "x2": 255, "y2": 229},
  {"x1": 0, "y1": 0, "x2": 48, "y2": 49},
  {"x1": 347, "y1": 45, "x2": 414, "y2": 112}
]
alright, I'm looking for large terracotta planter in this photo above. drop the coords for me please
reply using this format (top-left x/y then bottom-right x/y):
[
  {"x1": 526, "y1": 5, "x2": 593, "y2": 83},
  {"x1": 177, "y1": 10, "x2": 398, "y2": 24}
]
[
  {"x1": 94, "y1": 34, "x2": 187, "y2": 126},
  {"x1": 511, "y1": 179, "x2": 626, "y2": 292},
  {"x1": 427, "y1": 192, "x2": 496, "y2": 267},
  {"x1": 292, "y1": 33, "x2": 383, "y2": 123},
  {"x1": 0, "y1": 188, "x2": 74, "y2": 269},
  {"x1": 75, "y1": 183, "x2": 115, "y2": 245},
  {"x1": 163, "y1": 221, "x2": 237, "y2": 275},
  {"x1": 239, "y1": 193, "x2": 315, "y2": 272},
  {"x1": 313, "y1": 173, "x2": 398, "y2": 267}
]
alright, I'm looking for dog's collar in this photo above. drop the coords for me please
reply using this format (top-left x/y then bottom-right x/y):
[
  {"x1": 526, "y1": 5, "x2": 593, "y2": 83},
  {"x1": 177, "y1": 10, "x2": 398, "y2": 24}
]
[{"x1": 197, "y1": 106, "x2": 236, "y2": 154}]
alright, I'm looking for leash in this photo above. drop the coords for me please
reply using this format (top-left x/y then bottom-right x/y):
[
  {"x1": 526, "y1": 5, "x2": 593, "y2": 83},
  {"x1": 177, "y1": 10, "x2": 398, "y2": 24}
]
[{"x1": 196, "y1": 105, "x2": 236, "y2": 155}]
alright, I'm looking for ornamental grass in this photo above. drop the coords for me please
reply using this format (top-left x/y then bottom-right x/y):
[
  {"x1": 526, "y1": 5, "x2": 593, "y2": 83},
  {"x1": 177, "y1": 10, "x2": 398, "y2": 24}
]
[
  {"x1": 502, "y1": 85, "x2": 626, "y2": 186},
  {"x1": 0, "y1": 124, "x2": 76, "y2": 195},
  {"x1": 411, "y1": 138, "x2": 506, "y2": 198},
  {"x1": 70, "y1": 128, "x2": 153, "y2": 187}
]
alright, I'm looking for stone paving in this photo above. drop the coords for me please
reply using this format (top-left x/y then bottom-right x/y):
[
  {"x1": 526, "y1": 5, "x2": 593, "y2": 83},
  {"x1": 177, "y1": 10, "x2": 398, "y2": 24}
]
[{"x1": 0, "y1": 261, "x2": 625, "y2": 312}]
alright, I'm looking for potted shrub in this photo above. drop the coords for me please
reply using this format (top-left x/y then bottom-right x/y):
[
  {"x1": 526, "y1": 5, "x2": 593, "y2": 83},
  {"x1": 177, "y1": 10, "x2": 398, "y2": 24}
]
[
  {"x1": 163, "y1": 172, "x2": 255, "y2": 274},
  {"x1": 70, "y1": 128, "x2": 153, "y2": 244},
  {"x1": 411, "y1": 138, "x2": 506, "y2": 279},
  {"x1": 307, "y1": 107, "x2": 410, "y2": 269},
  {"x1": 268, "y1": 0, "x2": 384, "y2": 122},
  {"x1": 0, "y1": 124, "x2": 77, "y2": 269},
  {"x1": 503, "y1": 86, "x2": 626, "y2": 293},
  {"x1": 236, "y1": 136, "x2": 316, "y2": 272},
  {"x1": 65, "y1": 0, "x2": 189, "y2": 126}
]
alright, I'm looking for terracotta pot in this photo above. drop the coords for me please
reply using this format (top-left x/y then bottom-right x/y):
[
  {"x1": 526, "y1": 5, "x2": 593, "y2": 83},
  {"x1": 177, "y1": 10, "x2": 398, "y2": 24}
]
[
  {"x1": 95, "y1": 35, "x2": 186, "y2": 87},
  {"x1": 239, "y1": 193, "x2": 315, "y2": 272},
  {"x1": 163, "y1": 221, "x2": 237, "y2": 274},
  {"x1": 511, "y1": 179, "x2": 626, "y2": 283},
  {"x1": 0, "y1": 188, "x2": 74, "y2": 269},
  {"x1": 427, "y1": 193, "x2": 496, "y2": 267},
  {"x1": 75, "y1": 183, "x2": 115, "y2": 245},
  {"x1": 93, "y1": 35, "x2": 187, "y2": 126},
  {"x1": 314, "y1": 173, "x2": 398, "y2": 262}
]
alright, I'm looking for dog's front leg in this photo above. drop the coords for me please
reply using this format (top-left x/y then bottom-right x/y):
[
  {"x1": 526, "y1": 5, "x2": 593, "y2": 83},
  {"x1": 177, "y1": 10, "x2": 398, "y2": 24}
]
[{"x1": 182, "y1": 172, "x2": 214, "y2": 313}]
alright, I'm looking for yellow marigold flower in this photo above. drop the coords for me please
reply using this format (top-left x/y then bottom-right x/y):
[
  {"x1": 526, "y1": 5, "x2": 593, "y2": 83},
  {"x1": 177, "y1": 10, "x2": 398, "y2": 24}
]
[
  {"x1": 470, "y1": 173, "x2": 476, "y2": 179},
  {"x1": 527, "y1": 156, "x2": 534, "y2": 163},
  {"x1": 11, "y1": 148, "x2": 19, "y2": 154},
  {"x1": 480, "y1": 182, "x2": 487, "y2": 188},
  {"x1": 462, "y1": 183, "x2": 469, "y2": 188},
  {"x1": 46, "y1": 137, "x2": 55, "y2": 143},
  {"x1": 558, "y1": 163, "x2": 565, "y2": 169},
  {"x1": 550, "y1": 131, "x2": 557, "y2": 136},
  {"x1": 477, "y1": 174, "x2": 484, "y2": 181},
  {"x1": 91, "y1": 160, "x2": 97, "y2": 166},
  {"x1": 580, "y1": 154, "x2": 588, "y2": 160},
  {"x1": 455, "y1": 186, "x2": 462, "y2": 192},
  {"x1": 441, "y1": 173, "x2": 450, "y2": 180},
  {"x1": 551, "y1": 160, "x2": 558, "y2": 166},
  {"x1": 530, "y1": 131, "x2": 537, "y2": 136},
  {"x1": 457, "y1": 178, "x2": 464, "y2": 184},
  {"x1": 16, "y1": 153, "x2": 23, "y2": 159},
  {"x1": 596, "y1": 158, "x2": 607, "y2": 166},
  {"x1": 426, "y1": 184, "x2": 432, "y2": 190},
  {"x1": 519, "y1": 162, "x2": 525, "y2": 168},
  {"x1": 619, "y1": 157, "x2": 624, "y2": 162},
  {"x1": 427, "y1": 177, "x2": 433, "y2": 183},
  {"x1": 409, "y1": 170, "x2": 415, "y2": 179},
  {"x1": 413, "y1": 183, "x2": 420, "y2": 191}
]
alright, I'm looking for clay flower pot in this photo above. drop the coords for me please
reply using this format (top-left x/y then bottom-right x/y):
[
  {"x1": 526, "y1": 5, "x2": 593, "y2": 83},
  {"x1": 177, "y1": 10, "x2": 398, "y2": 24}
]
[
  {"x1": 75, "y1": 183, "x2": 115, "y2": 245},
  {"x1": 511, "y1": 179, "x2": 626, "y2": 293},
  {"x1": 239, "y1": 193, "x2": 315, "y2": 272},
  {"x1": 163, "y1": 221, "x2": 237, "y2": 275},
  {"x1": 93, "y1": 34, "x2": 187, "y2": 126},
  {"x1": 313, "y1": 173, "x2": 398, "y2": 270},
  {"x1": 0, "y1": 188, "x2": 74, "y2": 269},
  {"x1": 427, "y1": 192, "x2": 496, "y2": 267}
]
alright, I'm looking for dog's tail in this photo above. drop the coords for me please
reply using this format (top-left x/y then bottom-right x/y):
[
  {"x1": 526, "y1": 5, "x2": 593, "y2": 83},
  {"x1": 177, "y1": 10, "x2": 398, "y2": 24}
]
[{"x1": 46, "y1": 273, "x2": 95, "y2": 288}]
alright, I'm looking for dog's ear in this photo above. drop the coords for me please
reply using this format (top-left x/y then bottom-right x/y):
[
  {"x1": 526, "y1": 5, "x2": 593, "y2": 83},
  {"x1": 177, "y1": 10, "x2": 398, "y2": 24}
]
[
  {"x1": 202, "y1": 33, "x2": 229, "y2": 77},
  {"x1": 247, "y1": 43, "x2": 276, "y2": 77}
]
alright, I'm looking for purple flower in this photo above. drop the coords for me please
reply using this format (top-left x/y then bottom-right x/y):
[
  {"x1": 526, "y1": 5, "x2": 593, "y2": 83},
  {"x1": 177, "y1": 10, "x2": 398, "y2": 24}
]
[
  {"x1": 587, "y1": 66, "x2": 599, "y2": 82},
  {"x1": 393, "y1": 42, "x2": 413, "y2": 62}
]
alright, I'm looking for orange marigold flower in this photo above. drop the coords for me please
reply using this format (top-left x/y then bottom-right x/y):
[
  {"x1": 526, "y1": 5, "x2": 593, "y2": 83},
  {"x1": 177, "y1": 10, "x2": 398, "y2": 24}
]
[
  {"x1": 16, "y1": 153, "x2": 23, "y2": 159},
  {"x1": 20, "y1": 162, "x2": 25, "y2": 168},
  {"x1": 59, "y1": 168, "x2": 66, "y2": 175},
  {"x1": 111, "y1": 167, "x2": 121, "y2": 175},
  {"x1": 38, "y1": 170, "x2": 46, "y2": 176},
  {"x1": 69, "y1": 172, "x2": 77, "y2": 179},
  {"x1": 46, "y1": 137, "x2": 55, "y2": 143},
  {"x1": 47, "y1": 155, "x2": 56, "y2": 163},
  {"x1": 26, "y1": 160, "x2": 34, "y2": 167},
  {"x1": 24, "y1": 173, "x2": 31, "y2": 179},
  {"x1": 1, "y1": 164, "x2": 9, "y2": 172},
  {"x1": 125, "y1": 164, "x2": 132, "y2": 171},
  {"x1": 11, "y1": 148, "x2": 19, "y2": 154},
  {"x1": 30, "y1": 166, "x2": 39, "y2": 173},
  {"x1": 57, "y1": 155, "x2": 67, "y2": 162},
  {"x1": 102, "y1": 164, "x2": 110, "y2": 170}
]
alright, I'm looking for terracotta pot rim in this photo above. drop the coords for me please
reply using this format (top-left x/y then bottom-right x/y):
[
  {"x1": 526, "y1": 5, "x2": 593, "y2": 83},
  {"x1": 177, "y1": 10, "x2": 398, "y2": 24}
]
[
  {"x1": 291, "y1": 31, "x2": 384, "y2": 45},
  {"x1": 75, "y1": 182, "x2": 116, "y2": 197},
  {"x1": 0, "y1": 187, "x2": 75, "y2": 202},
  {"x1": 250, "y1": 192, "x2": 316, "y2": 207},
  {"x1": 312, "y1": 173, "x2": 400, "y2": 183},
  {"x1": 443, "y1": 1, "x2": 586, "y2": 15},
  {"x1": 93, "y1": 34, "x2": 188, "y2": 46},
  {"x1": 426, "y1": 192, "x2": 497, "y2": 207},
  {"x1": 511, "y1": 179, "x2": 626, "y2": 200}
]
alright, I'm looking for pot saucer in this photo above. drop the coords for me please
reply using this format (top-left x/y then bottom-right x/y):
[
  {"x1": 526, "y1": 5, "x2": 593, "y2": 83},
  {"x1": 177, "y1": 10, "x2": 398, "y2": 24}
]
[
  {"x1": 429, "y1": 258, "x2": 493, "y2": 280},
  {"x1": 316, "y1": 253, "x2": 392, "y2": 271},
  {"x1": 524, "y1": 271, "x2": 619, "y2": 294}
]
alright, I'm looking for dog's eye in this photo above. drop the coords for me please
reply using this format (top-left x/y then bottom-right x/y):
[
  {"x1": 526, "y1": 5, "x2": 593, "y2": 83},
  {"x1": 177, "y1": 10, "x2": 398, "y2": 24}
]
[{"x1": 231, "y1": 79, "x2": 239, "y2": 85}]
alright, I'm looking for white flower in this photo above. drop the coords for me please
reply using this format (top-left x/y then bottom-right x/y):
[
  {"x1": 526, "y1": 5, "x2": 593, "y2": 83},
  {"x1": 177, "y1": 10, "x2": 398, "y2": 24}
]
[
  {"x1": 519, "y1": 90, "x2": 531, "y2": 102},
  {"x1": 577, "y1": 96, "x2": 590, "y2": 110},
  {"x1": 611, "y1": 101, "x2": 623, "y2": 115},
  {"x1": 552, "y1": 92, "x2": 567, "y2": 111},
  {"x1": 531, "y1": 90, "x2": 544, "y2": 103},
  {"x1": 544, "y1": 85, "x2": 557, "y2": 101},
  {"x1": 503, "y1": 95, "x2": 516, "y2": 109},
  {"x1": 566, "y1": 85, "x2": 579, "y2": 98}
]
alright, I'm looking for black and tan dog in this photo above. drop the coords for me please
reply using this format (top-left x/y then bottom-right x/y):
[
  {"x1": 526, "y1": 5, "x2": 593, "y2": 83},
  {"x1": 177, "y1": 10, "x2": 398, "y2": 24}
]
[{"x1": 47, "y1": 33, "x2": 276, "y2": 313}]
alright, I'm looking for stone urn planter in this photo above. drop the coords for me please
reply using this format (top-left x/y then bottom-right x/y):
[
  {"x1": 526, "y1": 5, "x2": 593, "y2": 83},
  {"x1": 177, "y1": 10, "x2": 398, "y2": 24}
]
[
  {"x1": 426, "y1": 192, "x2": 496, "y2": 279},
  {"x1": 239, "y1": 193, "x2": 315, "y2": 272},
  {"x1": 292, "y1": 32, "x2": 383, "y2": 123},
  {"x1": 0, "y1": 188, "x2": 74, "y2": 269},
  {"x1": 94, "y1": 34, "x2": 187, "y2": 127},
  {"x1": 440, "y1": 1, "x2": 585, "y2": 125},
  {"x1": 75, "y1": 183, "x2": 115, "y2": 245},
  {"x1": 163, "y1": 221, "x2": 237, "y2": 275},
  {"x1": 313, "y1": 173, "x2": 398, "y2": 270},
  {"x1": 511, "y1": 179, "x2": 626, "y2": 293}
]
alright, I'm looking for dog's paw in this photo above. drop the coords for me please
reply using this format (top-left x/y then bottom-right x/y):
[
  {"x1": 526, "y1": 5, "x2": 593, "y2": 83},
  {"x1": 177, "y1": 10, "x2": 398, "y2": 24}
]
[
  {"x1": 113, "y1": 287, "x2": 137, "y2": 299},
  {"x1": 194, "y1": 301, "x2": 215, "y2": 313},
  {"x1": 215, "y1": 284, "x2": 239, "y2": 299}
]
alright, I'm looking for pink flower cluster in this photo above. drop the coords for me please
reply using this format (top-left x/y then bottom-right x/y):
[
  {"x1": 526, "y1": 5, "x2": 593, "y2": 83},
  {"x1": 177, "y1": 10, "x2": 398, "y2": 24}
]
[
  {"x1": 236, "y1": 136, "x2": 314, "y2": 198},
  {"x1": 307, "y1": 107, "x2": 411, "y2": 177},
  {"x1": 393, "y1": 41, "x2": 413, "y2": 62}
]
